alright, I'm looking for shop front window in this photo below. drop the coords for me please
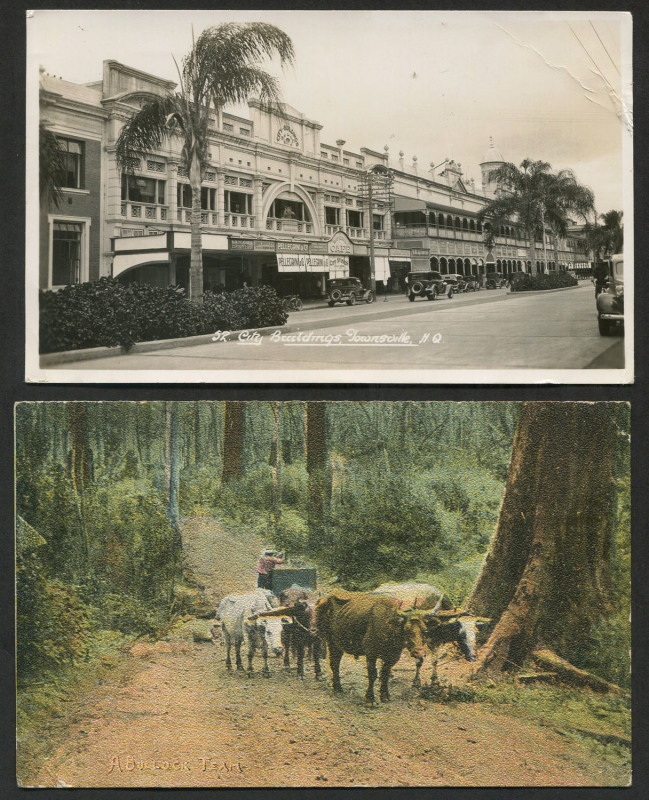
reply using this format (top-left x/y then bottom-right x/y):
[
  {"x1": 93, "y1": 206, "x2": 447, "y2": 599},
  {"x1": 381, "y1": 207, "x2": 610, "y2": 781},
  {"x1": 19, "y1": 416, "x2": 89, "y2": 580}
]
[{"x1": 373, "y1": 214, "x2": 384, "y2": 231}]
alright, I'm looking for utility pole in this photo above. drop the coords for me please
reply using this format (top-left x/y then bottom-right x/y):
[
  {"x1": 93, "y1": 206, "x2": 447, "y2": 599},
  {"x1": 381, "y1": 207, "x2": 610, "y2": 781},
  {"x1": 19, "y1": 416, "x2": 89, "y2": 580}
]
[
  {"x1": 359, "y1": 164, "x2": 393, "y2": 299},
  {"x1": 367, "y1": 176, "x2": 376, "y2": 295}
]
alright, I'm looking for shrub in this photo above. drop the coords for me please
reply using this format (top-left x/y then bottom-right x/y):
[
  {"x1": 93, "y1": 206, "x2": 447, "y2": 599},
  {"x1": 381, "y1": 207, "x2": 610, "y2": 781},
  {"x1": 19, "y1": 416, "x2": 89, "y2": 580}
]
[
  {"x1": 509, "y1": 271, "x2": 578, "y2": 292},
  {"x1": 40, "y1": 279, "x2": 288, "y2": 353}
]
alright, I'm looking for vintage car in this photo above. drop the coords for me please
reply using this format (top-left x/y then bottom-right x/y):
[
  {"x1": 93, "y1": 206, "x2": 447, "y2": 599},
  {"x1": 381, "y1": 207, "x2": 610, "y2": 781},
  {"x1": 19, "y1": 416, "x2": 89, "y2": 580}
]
[
  {"x1": 326, "y1": 277, "x2": 374, "y2": 306},
  {"x1": 484, "y1": 272, "x2": 508, "y2": 289},
  {"x1": 596, "y1": 254, "x2": 624, "y2": 336},
  {"x1": 464, "y1": 275, "x2": 482, "y2": 291},
  {"x1": 405, "y1": 271, "x2": 452, "y2": 301},
  {"x1": 443, "y1": 273, "x2": 468, "y2": 293},
  {"x1": 485, "y1": 272, "x2": 507, "y2": 289}
]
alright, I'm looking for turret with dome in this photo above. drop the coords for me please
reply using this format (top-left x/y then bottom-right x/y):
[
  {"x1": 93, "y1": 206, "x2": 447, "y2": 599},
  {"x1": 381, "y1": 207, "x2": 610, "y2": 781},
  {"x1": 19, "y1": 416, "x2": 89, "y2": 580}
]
[{"x1": 480, "y1": 137, "x2": 506, "y2": 198}]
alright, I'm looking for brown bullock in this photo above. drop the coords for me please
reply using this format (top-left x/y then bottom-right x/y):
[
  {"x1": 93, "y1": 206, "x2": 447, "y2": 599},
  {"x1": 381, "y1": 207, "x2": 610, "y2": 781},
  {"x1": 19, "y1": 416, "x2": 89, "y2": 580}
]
[{"x1": 315, "y1": 591, "x2": 428, "y2": 704}]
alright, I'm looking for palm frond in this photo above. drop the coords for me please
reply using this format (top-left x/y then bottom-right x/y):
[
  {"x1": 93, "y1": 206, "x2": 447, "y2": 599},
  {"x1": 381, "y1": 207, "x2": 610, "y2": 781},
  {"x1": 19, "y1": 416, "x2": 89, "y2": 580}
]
[{"x1": 115, "y1": 94, "x2": 184, "y2": 172}]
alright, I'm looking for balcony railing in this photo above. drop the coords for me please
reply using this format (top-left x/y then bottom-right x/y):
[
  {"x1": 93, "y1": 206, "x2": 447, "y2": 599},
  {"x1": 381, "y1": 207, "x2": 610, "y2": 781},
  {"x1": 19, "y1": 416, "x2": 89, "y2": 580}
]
[
  {"x1": 121, "y1": 202, "x2": 168, "y2": 222},
  {"x1": 225, "y1": 213, "x2": 255, "y2": 228},
  {"x1": 266, "y1": 218, "x2": 314, "y2": 234},
  {"x1": 325, "y1": 224, "x2": 343, "y2": 236},
  {"x1": 176, "y1": 209, "x2": 220, "y2": 226},
  {"x1": 347, "y1": 226, "x2": 368, "y2": 239}
]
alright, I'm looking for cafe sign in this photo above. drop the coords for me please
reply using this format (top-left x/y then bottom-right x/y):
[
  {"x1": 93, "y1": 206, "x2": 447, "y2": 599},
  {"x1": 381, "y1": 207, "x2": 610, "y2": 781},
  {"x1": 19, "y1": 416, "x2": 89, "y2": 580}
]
[{"x1": 328, "y1": 230, "x2": 353, "y2": 254}]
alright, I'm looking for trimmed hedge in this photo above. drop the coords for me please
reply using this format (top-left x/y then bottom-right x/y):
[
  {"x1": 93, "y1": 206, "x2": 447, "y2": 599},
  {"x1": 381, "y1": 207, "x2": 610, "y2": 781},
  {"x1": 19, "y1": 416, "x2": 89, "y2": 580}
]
[
  {"x1": 40, "y1": 278, "x2": 288, "y2": 353},
  {"x1": 509, "y1": 271, "x2": 578, "y2": 292}
]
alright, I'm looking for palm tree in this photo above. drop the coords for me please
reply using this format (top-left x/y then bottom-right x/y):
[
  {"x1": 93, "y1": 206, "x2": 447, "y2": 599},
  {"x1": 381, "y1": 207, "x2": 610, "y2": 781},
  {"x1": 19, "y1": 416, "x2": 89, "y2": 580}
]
[
  {"x1": 477, "y1": 159, "x2": 552, "y2": 275},
  {"x1": 585, "y1": 210, "x2": 623, "y2": 259},
  {"x1": 39, "y1": 123, "x2": 67, "y2": 209},
  {"x1": 543, "y1": 170, "x2": 595, "y2": 269},
  {"x1": 115, "y1": 23, "x2": 295, "y2": 301}
]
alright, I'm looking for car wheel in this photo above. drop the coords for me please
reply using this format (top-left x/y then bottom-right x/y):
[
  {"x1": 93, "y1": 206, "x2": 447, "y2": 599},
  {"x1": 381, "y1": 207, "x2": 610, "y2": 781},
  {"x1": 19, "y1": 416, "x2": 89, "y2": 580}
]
[
  {"x1": 598, "y1": 317, "x2": 612, "y2": 336},
  {"x1": 447, "y1": 287, "x2": 453, "y2": 299},
  {"x1": 365, "y1": 291, "x2": 374, "y2": 304},
  {"x1": 410, "y1": 281, "x2": 424, "y2": 296},
  {"x1": 347, "y1": 293, "x2": 356, "y2": 306},
  {"x1": 328, "y1": 300, "x2": 335, "y2": 307},
  {"x1": 330, "y1": 288, "x2": 342, "y2": 302},
  {"x1": 408, "y1": 293, "x2": 415, "y2": 302}
]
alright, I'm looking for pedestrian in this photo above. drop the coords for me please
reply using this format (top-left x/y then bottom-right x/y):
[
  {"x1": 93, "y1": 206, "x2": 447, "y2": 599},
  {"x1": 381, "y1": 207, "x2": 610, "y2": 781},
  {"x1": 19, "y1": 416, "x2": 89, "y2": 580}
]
[{"x1": 256, "y1": 548, "x2": 284, "y2": 590}]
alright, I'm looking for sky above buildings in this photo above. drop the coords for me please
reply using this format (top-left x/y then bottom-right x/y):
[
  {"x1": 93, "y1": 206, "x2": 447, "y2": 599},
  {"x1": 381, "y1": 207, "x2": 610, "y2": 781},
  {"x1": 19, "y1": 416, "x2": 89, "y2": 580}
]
[{"x1": 29, "y1": 9, "x2": 631, "y2": 216}]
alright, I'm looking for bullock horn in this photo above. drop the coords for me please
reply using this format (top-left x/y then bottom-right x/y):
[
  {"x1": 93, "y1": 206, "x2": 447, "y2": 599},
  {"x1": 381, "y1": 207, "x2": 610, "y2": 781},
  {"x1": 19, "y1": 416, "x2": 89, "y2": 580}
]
[{"x1": 431, "y1": 596, "x2": 443, "y2": 615}]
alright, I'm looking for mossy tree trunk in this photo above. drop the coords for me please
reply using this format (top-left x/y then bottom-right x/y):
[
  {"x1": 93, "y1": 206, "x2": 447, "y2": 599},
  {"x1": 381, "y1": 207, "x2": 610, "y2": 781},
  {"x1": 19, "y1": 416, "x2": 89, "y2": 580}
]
[{"x1": 467, "y1": 402, "x2": 617, "y2": 672}]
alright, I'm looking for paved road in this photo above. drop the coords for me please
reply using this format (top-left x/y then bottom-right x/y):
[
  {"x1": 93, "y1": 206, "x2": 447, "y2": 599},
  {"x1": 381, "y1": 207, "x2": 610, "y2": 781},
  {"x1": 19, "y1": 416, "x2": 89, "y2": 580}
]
[{"x1": 64, "y1": 284, "x2": 625, "y2": 374}]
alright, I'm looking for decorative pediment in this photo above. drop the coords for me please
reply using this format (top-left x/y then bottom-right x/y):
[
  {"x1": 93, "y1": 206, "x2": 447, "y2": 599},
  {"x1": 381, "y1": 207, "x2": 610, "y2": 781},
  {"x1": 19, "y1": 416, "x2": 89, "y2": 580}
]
[{"x1": 276, "y1": 124, "x2": 299, "y2": 148}]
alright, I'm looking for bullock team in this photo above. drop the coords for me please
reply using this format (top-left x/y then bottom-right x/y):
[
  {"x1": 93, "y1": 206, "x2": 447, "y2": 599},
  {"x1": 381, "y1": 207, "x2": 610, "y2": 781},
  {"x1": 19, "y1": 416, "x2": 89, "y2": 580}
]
[{"x1": 214, "y1": 581, "x2": 491, "y2": 705}]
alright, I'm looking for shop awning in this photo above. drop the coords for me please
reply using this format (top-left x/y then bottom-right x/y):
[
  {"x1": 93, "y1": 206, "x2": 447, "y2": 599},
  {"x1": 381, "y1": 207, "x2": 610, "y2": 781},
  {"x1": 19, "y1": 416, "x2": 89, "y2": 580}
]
[
  {"x1": 373, "y1": 256, "x2": 390, "y2": 281},
  {"x1": 113, "y1": 251, "x2": 169, "y2": 278}
]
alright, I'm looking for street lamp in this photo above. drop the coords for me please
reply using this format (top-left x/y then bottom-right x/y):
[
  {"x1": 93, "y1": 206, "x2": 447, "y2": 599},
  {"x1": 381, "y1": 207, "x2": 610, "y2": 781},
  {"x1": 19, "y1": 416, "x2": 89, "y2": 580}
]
[{"x1": 358, "y1": 164, "x2": 394, "y2": 297}]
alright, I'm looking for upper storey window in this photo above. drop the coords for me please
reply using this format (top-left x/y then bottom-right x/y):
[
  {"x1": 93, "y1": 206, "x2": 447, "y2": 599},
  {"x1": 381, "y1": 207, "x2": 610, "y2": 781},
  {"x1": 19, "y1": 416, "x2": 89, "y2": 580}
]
[{"x1": 58, "y1": 138, "x2": 84, "y2": 189}]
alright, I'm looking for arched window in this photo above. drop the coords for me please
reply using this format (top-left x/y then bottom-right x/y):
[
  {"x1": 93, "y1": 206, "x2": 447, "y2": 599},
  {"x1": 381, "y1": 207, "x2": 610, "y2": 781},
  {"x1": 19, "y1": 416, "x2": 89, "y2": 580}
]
[
  {"x1": 446, "y1": 214, "x2": 453, "y2": 228},
  {"x1": 462, "y1": 218, "x2": 468, "y2": 230},
  {"x1": 469, "y1": 219, "x2": 475, "y2": 232}
]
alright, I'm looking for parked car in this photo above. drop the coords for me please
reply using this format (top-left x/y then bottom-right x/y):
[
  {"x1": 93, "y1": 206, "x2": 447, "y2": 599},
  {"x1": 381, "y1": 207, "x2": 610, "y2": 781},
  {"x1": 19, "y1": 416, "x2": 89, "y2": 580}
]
[
  {"x1": 485, "y1": 272, "x2": 507, "y2": 289},
  {"x1": 443, "y1": 273, "x2": 467, "y2": 293},
  {"x1": 464, "y1": 275, "x2": 482, "y2": 291},
  {"x1": 326, "y1": 277, "x2": 374, "y2": 307},
  {"x1": 595, "y1": 254, "x2": 624, "y2": 336},
  {"x1": 405, "y1": 271, "x2": 452, "y2": 302}
]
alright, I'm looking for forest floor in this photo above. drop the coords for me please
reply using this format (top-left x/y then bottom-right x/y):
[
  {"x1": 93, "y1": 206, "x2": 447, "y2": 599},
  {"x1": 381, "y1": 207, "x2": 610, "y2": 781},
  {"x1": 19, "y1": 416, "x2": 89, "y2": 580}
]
[{"x1": 23, "y1": 516, "x2": 630, "y2": 789}]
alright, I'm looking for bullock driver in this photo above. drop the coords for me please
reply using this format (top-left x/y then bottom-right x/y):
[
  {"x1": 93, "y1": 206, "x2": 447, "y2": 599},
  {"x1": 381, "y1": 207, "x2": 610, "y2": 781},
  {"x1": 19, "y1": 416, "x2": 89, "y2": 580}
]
[{"x1": 256, "y1": 549, "x2": 284, "y2": 590}]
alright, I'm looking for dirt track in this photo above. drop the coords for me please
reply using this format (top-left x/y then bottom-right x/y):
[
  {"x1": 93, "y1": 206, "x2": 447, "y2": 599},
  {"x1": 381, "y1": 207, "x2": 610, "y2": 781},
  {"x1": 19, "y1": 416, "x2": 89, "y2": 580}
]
[{"x1": 30, "y1": 517, "x2": 628, "y2": 788}]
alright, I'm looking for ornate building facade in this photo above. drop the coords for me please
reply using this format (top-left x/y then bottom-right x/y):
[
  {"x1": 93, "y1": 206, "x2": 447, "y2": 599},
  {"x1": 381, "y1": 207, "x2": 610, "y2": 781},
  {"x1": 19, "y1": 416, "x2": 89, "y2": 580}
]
[{"x1": 39, "y1": 61, "x2": 591, "y2": 297}]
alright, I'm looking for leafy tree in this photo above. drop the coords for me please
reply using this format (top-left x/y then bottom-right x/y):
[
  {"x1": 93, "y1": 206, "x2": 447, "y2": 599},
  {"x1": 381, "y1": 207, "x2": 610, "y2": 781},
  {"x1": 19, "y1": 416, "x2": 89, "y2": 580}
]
[{"x1": 115, "y1": 23, "x2": 294, "y2": 301}]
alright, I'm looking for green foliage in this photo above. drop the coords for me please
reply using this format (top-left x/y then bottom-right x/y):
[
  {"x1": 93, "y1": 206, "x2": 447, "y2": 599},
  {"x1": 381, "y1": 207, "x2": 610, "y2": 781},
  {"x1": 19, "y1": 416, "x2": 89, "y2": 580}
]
[
  {"x1": 17, "y1": 550, "x2": 91, "y2": 677},
  {"x1": 509, "y1": 271, "x2": 578, "y2": 292},
  {"x1": 39, "y1": 279, "x2": 288, "y2": 353}
]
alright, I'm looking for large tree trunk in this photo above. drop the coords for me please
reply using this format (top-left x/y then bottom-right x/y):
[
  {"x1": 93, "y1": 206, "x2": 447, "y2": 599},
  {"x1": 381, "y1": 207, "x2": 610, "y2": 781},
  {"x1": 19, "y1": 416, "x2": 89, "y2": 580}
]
[
  {"x1": 221, "y1": 401, "x2": 244, "y2": 483},
  {"x1": 305, "y1": 401, "x2": 327, "y2": 523},
  {"x1": 189, "y1": 152, "x2": 203, "y2": 303},
  {"x1": 467, "y1": 402, "x2": 616, "y2": 673}
]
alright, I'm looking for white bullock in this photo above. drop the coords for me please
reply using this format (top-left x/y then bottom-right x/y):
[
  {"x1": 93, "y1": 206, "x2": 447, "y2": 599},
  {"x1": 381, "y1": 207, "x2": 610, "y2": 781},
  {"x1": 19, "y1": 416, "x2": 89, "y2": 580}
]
[{"x1": 216, "y1": 589, "x2": 290, "y2": 677}]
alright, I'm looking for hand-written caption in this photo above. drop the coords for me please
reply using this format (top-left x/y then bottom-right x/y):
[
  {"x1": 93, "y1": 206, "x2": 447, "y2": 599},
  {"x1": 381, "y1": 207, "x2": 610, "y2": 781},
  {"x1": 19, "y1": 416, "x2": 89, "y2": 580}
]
[
  {"x1": 108, "y1": 755, "x2": 244, "y2": 774},
  {"x1": 212, "y1": 329, "x2": 444, "y2": 346}
]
